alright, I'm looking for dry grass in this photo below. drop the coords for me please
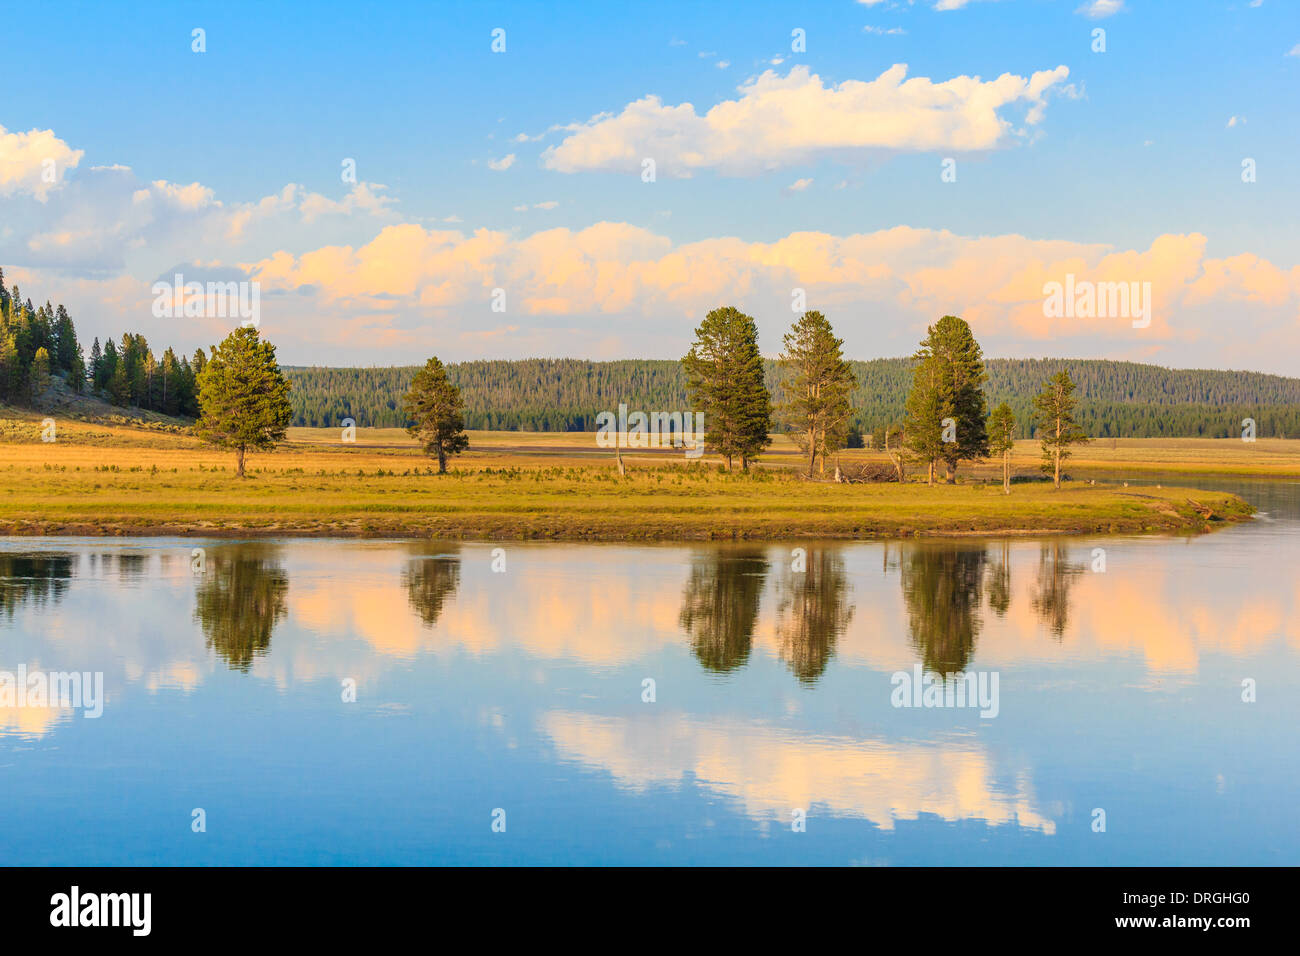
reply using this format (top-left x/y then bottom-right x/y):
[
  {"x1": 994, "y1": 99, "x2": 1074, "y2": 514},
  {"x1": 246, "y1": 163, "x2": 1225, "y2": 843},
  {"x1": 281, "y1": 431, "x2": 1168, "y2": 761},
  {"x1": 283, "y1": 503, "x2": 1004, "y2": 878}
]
[{"x1": 0, "y1": 412, "x2": 1260, "y2": 540}]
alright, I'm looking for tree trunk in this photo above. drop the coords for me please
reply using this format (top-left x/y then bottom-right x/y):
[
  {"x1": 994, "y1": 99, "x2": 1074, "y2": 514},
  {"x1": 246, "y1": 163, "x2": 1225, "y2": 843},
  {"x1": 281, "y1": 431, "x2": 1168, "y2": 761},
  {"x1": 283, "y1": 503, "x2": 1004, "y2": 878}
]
[
  {"x1": 1054, "y1": 415, "x2": 1063, "y2": 488},
  {"x1": 945, "y1": 460, "x2": 956, "y2": 484},
  {"x1": 235, "y1": 445, "x2": 246, "y2": 478},
  {"x1": 615, "y1": 445, "x2": 626, "y2": 478},
  {"x1": 1002, "y1": 450, "x2": 1010, "y2": 494},
  {"x1": 927, "y1": 460, "x2": 934, "y2": 486},
  {"x1": 806, "y1": 433, "x2": 816, "y2": 478},
  {"x1": 437, "y1": 445, "x2": 447, "y2": 474}
]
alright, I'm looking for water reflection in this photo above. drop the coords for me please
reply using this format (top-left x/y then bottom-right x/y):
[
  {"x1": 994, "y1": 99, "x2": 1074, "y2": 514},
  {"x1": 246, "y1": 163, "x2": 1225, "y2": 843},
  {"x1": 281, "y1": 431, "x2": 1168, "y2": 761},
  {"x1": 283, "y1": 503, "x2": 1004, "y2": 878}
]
[
  {"x1": 403, "y1": 549, "x2": 462, "y2": 628},
  {"x1": 678, "y1": 547, "x2": 768, "y2": 673},
  {"x1": 0, "y1": 552, "x2": 74, "y2": 620},
  {"x1": 901, "y1": 544, "x2": 987, "y2": 675},
  {"x1": 773, "y1": 547, "x2": 854, "y2": 683},
  {"x1": 193, "y1": 544, "x2": 289, "y2": 672},
  {"x1": 986, "y1": 541, "x2": 1012, "y2": 617},
  {"x1": 1031, "y1": 542, "x2": 1083, "y2": 637},
  {"x1": 2, "y1": 480, "x2": 1298, "y2": 863}
]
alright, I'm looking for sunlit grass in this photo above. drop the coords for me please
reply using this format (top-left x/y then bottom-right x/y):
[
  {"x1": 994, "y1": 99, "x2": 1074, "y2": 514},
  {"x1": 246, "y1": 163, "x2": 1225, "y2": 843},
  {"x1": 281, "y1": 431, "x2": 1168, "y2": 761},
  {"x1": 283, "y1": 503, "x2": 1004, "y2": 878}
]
[{"x1": 0, "y1": 416, "x2": 1263, "y2": 539}]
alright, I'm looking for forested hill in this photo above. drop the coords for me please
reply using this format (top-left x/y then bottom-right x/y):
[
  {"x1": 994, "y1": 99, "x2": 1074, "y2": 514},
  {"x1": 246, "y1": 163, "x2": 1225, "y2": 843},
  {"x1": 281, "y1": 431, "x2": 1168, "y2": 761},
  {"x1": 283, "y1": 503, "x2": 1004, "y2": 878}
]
[{"x1": 283, "y1": 358, "x2": 1300, "y2": 438}]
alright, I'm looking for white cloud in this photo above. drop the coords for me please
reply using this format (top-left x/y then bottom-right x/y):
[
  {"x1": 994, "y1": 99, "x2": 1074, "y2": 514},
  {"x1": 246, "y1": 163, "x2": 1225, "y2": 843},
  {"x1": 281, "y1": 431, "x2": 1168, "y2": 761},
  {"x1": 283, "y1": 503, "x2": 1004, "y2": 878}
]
[
  {"x1": 1226, "y1": 115, "x2": 1246, "y2": 128},
  {"x1": 1287, "y1": 44, "x2": 1300, "y2": 57},
  {"x1": 863, "y1": 25, "x2": 907, "y2": 35},
  {"x1": 228, "y1": 221, "x2": 1300, "y2": 371},
  {"x1": 1076, "y1": 0, "x2": 1125, "y2": 17},
  {"x1": 0, "y1": 124, "x2": 84, "y2": 201},
  {"x1": 787, "y1": 178, "x2": 813, "y2": 192},
  {"x1": 488, "y1": 153, "x2": 516, "y2": 171},
  {"x1": 716, "y1": 60, "x2": 730, "y2": 69},
  {"x1": 542, "y1": 64, "x2": 1073, "y2": 177}
]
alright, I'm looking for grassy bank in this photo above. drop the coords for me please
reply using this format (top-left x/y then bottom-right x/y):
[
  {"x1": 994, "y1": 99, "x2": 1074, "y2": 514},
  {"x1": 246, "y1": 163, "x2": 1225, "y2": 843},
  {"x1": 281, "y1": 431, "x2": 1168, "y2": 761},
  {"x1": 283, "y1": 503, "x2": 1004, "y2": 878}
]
[{"x1": 0, "y1": 414, "x2": 1261, "y2": 540}]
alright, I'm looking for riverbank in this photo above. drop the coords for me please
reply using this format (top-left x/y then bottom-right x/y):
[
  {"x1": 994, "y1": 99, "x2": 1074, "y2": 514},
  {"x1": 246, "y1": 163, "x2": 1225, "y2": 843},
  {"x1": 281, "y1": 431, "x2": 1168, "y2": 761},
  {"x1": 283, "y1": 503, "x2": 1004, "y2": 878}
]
[{"x1": 0, "y1": 417, "x2": 1260, "y2": 539}]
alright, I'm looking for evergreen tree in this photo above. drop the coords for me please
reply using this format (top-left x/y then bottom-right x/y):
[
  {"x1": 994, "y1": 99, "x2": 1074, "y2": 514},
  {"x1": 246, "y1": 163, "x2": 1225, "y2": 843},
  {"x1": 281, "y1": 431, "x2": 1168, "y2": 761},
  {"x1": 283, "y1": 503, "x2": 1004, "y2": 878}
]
[
  {"x1": 108, "y1": 358, "x2": 130, "y2": 406},
  {"x1": 682, "y1": 306, "x2": 772, "y2": 470},
  {"x1": 29, "y1": 347, "x2": 51, "y2": 401},
  {"x1": 68, "y1": 344, "x2": 85, "y2": 394},
  {"x1": 778, "y1": 310, "x2": 857, "y2": 477},
  {"x1": 89, "y1": 338, "x2": 102, "y2": 388},
  {"x1": 1033, "y1": 371, "x2": 1090, "y2": 488},
  {"x1": 402, "y1": 356, "x2": 469, "y2": 473},
  {"x1": 916, "y1": 315, "x2": 989, "y2": 481},
  {"x1": 0, "y1": 332, "x2": 20, "y2": 404},
  {"x1": 194, "y1": 327, "x2": 293, "y2": 478},
  {"x1": 53, "y1": 304, "x2": 77, "y2": 371},
  {"x1": 988, "y1": 402, "x2": 1016, "y2": 494},
  {"x1": 904, "y1": 353, "x2": 952, "y2": 485}
]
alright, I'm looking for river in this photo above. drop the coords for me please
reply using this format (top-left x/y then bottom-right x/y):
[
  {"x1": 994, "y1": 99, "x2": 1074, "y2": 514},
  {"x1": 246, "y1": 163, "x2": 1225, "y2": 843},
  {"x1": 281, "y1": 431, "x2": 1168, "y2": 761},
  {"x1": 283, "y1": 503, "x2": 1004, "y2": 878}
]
[{"x1": 2, "y1": 476, "x2": 1297, "y2": 864}]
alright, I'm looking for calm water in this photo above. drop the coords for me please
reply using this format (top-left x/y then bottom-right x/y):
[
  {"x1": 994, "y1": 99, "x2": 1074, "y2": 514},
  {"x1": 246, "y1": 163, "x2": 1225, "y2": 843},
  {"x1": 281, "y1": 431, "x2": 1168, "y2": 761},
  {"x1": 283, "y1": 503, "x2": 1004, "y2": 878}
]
[{"x1": 2, "y1": 478, "x2": 1298, "y2": 865}]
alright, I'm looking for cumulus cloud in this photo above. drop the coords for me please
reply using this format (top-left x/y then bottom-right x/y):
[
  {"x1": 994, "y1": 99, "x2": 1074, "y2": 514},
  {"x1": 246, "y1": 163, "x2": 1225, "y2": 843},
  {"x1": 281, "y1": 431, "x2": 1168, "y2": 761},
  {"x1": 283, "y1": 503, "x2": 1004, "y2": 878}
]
[
  {"x1": 488, "y1": 153, "x2": 516, "y2": 171},
  {"x1": 4, "y1": 169, "x2": 400, "y2": 273},
  {"x1": 228, "y1": 221, "x2": 1300, "y2": 370},
  {"x1": 541, "y1": 64, "x2": 1073, "y2": 176},
  {"x1": 0, "y1": 124, "x2": 84, "y2": 201}
]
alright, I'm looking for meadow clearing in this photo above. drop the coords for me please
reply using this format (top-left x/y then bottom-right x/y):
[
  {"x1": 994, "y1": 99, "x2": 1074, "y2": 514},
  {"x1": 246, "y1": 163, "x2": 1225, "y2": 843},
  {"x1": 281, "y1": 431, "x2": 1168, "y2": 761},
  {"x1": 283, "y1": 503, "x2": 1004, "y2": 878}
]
[{"x1": 0, "y1": 409, "x2": 1279, "y2": 539}]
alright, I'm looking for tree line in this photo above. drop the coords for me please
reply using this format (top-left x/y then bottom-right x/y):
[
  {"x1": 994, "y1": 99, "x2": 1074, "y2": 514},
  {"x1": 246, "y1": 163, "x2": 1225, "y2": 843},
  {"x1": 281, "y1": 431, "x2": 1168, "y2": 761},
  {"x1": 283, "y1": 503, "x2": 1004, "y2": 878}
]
[
  {"x1": 280, "y1": 356, "x2": 1300, "y2": 439},
  {"x1": 0, "y1": 267, "x2": 204, "y2": 415},
  {"x1": 680, "y1": 307, "x2": 1088, "y2": 486}
]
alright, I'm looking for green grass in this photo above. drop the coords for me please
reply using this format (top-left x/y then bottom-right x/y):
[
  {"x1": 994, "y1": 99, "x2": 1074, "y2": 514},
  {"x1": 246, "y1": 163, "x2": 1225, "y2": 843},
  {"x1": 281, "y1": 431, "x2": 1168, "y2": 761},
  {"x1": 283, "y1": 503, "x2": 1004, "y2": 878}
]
[{"x1": 0, "y1": 411, "x2": 1264, "y2": 539}]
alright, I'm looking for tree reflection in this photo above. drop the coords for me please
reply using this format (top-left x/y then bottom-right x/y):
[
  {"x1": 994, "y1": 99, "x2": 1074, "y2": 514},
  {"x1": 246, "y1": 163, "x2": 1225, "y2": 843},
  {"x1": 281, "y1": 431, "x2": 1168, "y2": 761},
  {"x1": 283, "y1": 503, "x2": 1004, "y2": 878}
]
[
  {"x1": 193, "y1": 544, "x2": 288, "y2": 672},
  {"x1": 679, "y1": 547, "x2": 769, "y2": 674},
  {"x1": 986, "y1": 540, "x2": 1012, "y2": 617},
  {"x1": 774, "y1": 548, "x2": 854, "y2": 684},
  {"x1": 403, "y1": 550, "x2": 462, "y2": 628},
  {"x1": 1032, "y1": 542, "x2": 1082, "y2": 637},
  {"x1": 0, "y1": 553, "x2": 75, "y2": 620},
  {"x1": 901, "y1": 544, "x2": 987, "y2": 675}
]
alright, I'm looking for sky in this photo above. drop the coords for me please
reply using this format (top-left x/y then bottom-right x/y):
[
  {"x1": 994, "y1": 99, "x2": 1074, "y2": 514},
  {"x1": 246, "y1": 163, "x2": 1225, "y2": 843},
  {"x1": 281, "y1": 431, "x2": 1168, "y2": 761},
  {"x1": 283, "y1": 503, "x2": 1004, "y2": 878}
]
[{"x1": 1, "y1": 0, "x2": 1298, "y2": 372}]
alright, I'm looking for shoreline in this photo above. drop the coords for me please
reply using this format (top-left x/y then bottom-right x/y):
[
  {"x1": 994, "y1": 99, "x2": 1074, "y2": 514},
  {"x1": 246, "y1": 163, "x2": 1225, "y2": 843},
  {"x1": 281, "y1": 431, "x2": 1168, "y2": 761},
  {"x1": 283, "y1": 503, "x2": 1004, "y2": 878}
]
[
  {"x1": 0, "y1": 489, "x2": 1255, "y2": 541},
  {"x1": 0, "y1": 422, "x2": 1271, "y2": 543}
]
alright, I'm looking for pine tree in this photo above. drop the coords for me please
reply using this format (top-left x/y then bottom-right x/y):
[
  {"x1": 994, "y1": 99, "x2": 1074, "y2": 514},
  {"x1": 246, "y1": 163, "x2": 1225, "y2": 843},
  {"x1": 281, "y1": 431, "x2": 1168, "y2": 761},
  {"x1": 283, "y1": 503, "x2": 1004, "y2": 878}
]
[
  {"x1": 915, "y1": 315, "x2": 989, "y2": 482},
  {"x1": 682, "y1": 306, "x2": 772, "y2": 470},
  {"x1": 0, "y1": 332, "x2": 20, "y2": 404},
  {"x1": 53, "y1": 304, "x2": 77, "y2": 372},
  {"x1": 778, "y1": 310, "x2": 857, "y2": 477},
  {"x1": 403, "y1": 356, "x2": 469, "y2": 473},
  {"x1": 904, "y1": 353, "x2": 952, "y2": 485},
  {"x1": 1033, "y1": 371, "x2": 1090, "y2": 488},
  {"x1": 988, "y1": 402, "x2": 1016, "y2": 494},
  {"x1": 89, "y1": 338, "x2": 102, "y2": 389},
  {"x1": 30, "y1": 347, "x2": 51, "y2": 402},
  {"x1": 194, "y1": 327, "x2": 293, "y2": 478}
]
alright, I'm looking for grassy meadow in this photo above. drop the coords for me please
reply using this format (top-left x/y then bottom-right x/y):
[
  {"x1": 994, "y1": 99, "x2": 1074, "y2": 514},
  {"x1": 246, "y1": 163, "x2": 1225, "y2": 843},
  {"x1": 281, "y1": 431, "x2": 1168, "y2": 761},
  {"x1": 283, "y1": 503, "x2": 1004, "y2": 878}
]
[{"x1": 0, "y1": 408, "x2": 1274, "y2": 539}]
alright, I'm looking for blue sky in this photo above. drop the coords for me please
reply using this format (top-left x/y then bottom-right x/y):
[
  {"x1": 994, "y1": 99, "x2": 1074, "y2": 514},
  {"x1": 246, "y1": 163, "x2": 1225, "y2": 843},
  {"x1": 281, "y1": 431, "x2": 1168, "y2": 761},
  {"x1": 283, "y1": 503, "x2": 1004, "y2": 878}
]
[{"x1": 2, "y1": 0, "x2": 1298, "y2": 370}]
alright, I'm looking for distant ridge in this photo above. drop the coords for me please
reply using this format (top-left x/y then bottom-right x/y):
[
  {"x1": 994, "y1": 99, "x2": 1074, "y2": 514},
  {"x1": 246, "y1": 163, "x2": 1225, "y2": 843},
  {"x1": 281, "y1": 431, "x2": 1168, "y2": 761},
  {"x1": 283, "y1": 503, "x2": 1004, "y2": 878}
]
[{"x1": 283, "y1": 358, "x2": 1300, "y2": 438}]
